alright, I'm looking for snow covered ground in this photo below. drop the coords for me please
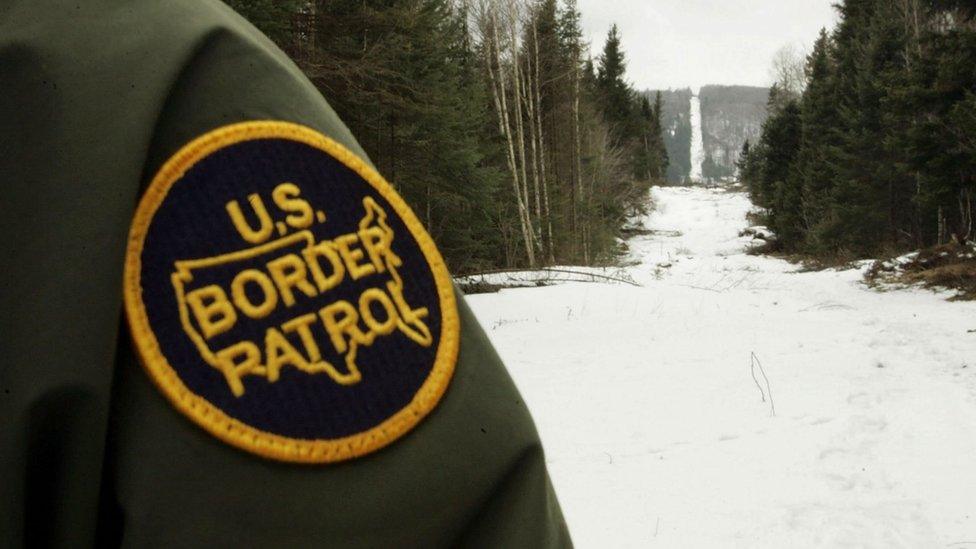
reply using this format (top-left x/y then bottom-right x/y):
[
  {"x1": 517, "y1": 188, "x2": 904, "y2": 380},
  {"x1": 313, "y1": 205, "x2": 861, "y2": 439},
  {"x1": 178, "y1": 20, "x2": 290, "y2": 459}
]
[{"x1": 466, "y1": 186, "x2": 976, "y2": 548}]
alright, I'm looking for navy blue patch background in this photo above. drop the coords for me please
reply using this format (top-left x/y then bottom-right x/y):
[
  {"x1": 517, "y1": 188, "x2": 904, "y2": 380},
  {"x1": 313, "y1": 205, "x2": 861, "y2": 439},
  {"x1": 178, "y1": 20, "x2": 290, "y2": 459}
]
[{"x1": 140, "y1": 138, "x2": 443, "y2": 440}]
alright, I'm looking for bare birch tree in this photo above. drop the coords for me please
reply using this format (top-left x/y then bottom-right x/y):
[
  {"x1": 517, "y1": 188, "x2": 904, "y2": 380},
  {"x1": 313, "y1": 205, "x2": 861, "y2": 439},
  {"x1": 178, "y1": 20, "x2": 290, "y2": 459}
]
[
  {"x1": 475, "y1": 0, "x2": 536, "y2": 266},
  {"x1": 531, "y1": 16, "x2": 554, "y2": 262}
]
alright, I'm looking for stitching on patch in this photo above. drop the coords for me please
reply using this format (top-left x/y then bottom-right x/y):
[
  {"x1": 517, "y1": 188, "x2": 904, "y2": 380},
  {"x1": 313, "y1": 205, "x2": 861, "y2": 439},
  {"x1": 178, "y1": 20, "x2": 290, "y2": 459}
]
[{"x1": 123, "y1": 121, "x2": 459, "y2": 464}]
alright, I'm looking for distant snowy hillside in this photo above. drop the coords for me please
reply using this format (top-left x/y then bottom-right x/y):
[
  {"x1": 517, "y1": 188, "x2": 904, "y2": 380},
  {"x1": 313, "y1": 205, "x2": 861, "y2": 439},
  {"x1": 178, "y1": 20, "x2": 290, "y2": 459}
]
[
  {"x1": 700, "y1": 85, "x2": 768, "y2": 180},
  {"x1": 647, "y1": 86, "x2": 768, "y2": 183}
]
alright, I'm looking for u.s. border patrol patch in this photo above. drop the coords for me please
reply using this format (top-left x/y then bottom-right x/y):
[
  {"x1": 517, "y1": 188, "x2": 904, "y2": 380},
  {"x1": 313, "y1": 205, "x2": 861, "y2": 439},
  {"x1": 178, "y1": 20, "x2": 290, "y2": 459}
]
[{"x1": 123, "y1": 121, "x2": 459, "y2": 463}]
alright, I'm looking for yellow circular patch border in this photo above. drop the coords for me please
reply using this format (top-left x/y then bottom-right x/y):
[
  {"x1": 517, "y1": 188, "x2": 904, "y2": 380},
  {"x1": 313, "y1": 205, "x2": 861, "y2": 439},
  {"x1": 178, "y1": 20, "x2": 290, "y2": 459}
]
[{"x1": 123, "y1": 120, "x2": 459, "y2": 464}]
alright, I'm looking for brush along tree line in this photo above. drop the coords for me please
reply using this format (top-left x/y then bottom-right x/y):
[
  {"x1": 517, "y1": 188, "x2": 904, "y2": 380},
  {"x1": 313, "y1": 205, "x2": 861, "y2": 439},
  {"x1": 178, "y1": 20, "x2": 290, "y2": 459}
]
[{"x1": 226, "y1": 0, "x2": 669, "y2": 272}]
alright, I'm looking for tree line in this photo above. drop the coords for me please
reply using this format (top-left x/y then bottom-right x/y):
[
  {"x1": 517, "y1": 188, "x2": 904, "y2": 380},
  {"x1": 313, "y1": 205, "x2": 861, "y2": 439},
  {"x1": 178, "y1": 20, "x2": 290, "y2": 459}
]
[
  {"x1": 739, "y1": 0, "x2": 976, "y2": 258},
  {"x1": 225, "y1": 0, "x2": 668, "y2": 272}
]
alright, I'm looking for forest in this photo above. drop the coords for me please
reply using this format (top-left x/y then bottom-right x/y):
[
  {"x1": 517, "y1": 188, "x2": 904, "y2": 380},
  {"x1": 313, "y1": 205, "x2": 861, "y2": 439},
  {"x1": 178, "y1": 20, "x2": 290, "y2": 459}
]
[
  {"x1": 224, "y1": 0, "x2": 669, "y2": 273},
  {"x1": 739, "y1": 0, "x2": 976, "y2": 259}
]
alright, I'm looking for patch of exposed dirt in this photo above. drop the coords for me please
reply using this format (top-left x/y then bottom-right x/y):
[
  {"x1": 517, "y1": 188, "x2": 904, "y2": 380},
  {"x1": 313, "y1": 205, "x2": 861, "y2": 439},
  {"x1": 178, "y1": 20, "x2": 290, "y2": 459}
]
[{"x1": 866, "y1": 242, "x2": 976, "y2": 300}]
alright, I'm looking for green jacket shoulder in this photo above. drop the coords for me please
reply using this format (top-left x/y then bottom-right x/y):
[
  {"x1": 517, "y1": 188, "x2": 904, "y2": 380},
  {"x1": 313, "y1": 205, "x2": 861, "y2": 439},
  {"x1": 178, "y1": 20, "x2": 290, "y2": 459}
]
[{"x1": 0, "y1": 1, "x2": 570, "y2": 547}]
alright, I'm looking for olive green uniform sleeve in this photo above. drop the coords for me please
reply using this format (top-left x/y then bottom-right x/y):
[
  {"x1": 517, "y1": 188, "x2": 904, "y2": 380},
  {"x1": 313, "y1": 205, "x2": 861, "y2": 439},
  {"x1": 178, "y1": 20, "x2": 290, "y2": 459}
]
[{"x1": 0, "y1": 1, "x2": 570, "y2": 547}]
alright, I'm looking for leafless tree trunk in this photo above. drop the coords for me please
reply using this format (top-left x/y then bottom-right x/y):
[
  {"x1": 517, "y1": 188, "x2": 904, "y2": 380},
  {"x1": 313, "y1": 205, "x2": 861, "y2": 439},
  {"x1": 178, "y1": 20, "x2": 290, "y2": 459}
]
[
  {"x1": 523, "y1": 31, "x2": 542, "y2": 234},
  {"x1": 959, "y1": 187, "x2": 973, "y2": 243},
  {"x1": 478, "y1": 0, "x2": 535, "y2": 266},
  {"x1": 506, "y1": 2, "x2": 537, "y2": 257},
  {"x1": 569, "y1": 31, "x2": 583, "y2": 260},
  {"x1": 531, "y1": 19, "x2": 554, "y2": 263}
]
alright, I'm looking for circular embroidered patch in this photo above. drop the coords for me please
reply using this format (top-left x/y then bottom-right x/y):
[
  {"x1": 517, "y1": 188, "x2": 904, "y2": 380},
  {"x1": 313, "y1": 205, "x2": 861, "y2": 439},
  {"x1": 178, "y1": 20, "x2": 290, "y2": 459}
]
[{"x1": 124, "y1": 121, "x2": 459, "y2": 463}]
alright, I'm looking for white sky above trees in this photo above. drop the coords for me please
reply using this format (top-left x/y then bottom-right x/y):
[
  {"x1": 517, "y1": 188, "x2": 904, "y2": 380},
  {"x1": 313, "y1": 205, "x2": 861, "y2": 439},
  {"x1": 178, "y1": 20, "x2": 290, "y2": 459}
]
[{"x1": 577, "y1": 0, "x2": 839, "y2": 91}]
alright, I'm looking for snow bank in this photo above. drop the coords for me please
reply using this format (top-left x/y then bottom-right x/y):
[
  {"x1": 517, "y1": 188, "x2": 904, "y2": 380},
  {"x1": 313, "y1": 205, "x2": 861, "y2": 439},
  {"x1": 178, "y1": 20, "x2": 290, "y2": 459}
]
[{"x1": 468, "y1": 186, "x2": 976, "y2": 547}]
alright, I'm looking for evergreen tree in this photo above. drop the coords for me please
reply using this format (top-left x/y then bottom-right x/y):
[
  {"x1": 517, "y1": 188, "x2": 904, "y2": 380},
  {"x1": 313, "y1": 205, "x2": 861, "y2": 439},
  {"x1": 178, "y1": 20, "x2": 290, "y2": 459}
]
[
  {"x1": 651, "y1": 91, "x2": 670, "y2": 179},
  {"x1": 794, "y1": 29, "x2": 841, "y2": 251},
  {"x1": 633, "y1": 96, "x2": 655, "y2": 181},
  {"x1": 739, "y1": 138, "x2": 766, "y2": 206},
  {"x1": 760, "y1": 102, "x2": 804, "y2": 246},
  {"x1": 737, "y1": 140, "x2": 751, "y2": 175},
  {"x1": 828, "y1": 0, "x2": 910, "y2": 253},
  {"x1": 596, "y1": 25, "x2": 634, "y2": 145},
  {"x1": 594, "y1": 24, "x2": 665, "y2": 185}
]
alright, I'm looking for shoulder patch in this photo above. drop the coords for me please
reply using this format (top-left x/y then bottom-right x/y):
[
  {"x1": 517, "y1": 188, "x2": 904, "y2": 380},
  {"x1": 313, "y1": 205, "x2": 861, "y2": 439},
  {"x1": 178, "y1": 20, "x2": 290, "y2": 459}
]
[{"x1": 124, "y1": 121, "x2": 459, "y2": 463}]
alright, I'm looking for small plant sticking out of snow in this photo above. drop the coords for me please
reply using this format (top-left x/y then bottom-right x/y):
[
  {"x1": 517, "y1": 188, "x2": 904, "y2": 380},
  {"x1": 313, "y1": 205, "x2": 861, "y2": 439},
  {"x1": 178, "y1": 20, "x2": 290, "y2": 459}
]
[{"x1": 750, "y1": 352, "x2": 776, "y2": 418}]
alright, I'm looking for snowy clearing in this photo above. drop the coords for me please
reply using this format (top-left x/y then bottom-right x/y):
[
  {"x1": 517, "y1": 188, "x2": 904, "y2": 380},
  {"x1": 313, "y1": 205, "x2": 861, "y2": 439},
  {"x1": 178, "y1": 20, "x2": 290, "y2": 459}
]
[{"x1": 466, "y1": 186, "x2": 976, "y2": 548}]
